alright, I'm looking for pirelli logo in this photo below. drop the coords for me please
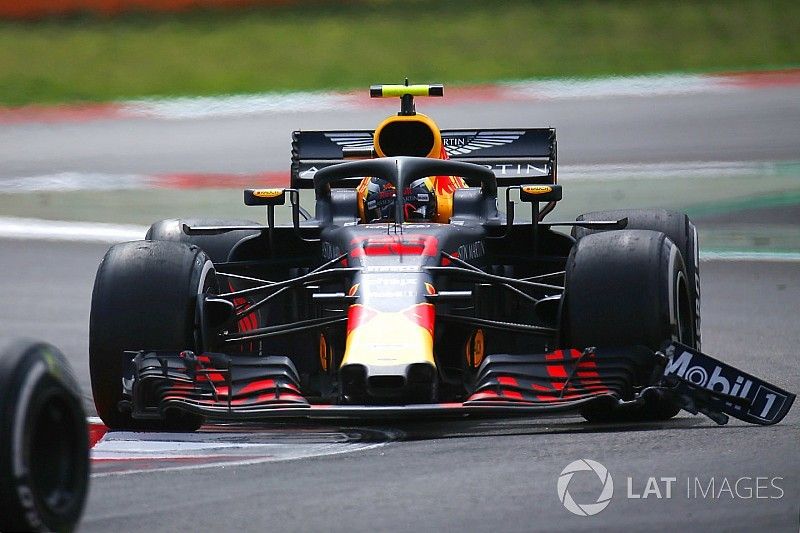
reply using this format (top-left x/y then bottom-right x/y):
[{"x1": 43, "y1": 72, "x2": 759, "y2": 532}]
[
  {"x1": 522, "y1": 185, "x2": 553, "y2": 194},
  {"x1": 251, "y1": 189, "x2": 284, "y2": 198}
]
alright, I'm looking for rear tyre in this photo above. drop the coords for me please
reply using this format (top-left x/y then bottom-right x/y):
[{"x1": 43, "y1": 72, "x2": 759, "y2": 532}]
[
  {"x1": 573, "y1": 208, "x2": 701, "y2": 349},
  {"x1": 146, "y1": 218, "x2": 260, "y2": 263},
  {"x1": 90, "y1": 240, "x2": 213, "y2": 431},
  {"x1": 563, "y1": 230, "x2": 696, "y2": 421},
  {"x1": 0, "y1": 339, "x2": 88, "y2": 532}
]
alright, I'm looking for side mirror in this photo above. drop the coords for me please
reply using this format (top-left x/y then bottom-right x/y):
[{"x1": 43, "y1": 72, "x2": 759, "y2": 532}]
[
  {"x1": 519, "y1": 184, "x2": 562, "y2": 203},
  {"x1": 244, "y1": 188, "x2": 286, "y2": 206}
]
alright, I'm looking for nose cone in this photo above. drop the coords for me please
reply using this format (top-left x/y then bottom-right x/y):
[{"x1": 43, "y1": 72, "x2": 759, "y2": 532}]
[
  {"x1": 340, "y1": 304, "x2": 437, "y2": 403},
  {"x1": 340, "y1": 362, "x2": 437, "y2": 404}
]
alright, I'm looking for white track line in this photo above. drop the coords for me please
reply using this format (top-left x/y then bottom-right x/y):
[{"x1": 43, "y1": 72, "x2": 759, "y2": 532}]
[
  {"x1": 1, "y1": 217, "x2": 798, "y2": 262},
  {"x1": 0, "y1": 216, "x2": 146, "y2": 243},
  {"x1": 1, "y1": 71, "x2": 795, "y2": 123},
  {"x1": 91, "y1": 441, "x2": 389, "y2": 478},
  {"x1": 0, "y1": 161, "x2": 786, "y2": 193},
  {"x1": 557, "y1": 161, "x2": 783, "y2": 181},
  {"x1": 0, "y1": 172, "x2": 153, "y2": 193},
  {"x1": 125, "y1": 91, "x2": 354, "y2": 120},
  {"x1": 699, "y1": 251, "x2": 800, "y2": 262},
  {"x1": 118, "y1": 72, "x2": 773, "y2": 121},
  {"x1": 90, "y1": 429, "x2": 395, "y2": 478},
  {"x1": 502, "y1": 73, "x2": 733, "y2": 100}
]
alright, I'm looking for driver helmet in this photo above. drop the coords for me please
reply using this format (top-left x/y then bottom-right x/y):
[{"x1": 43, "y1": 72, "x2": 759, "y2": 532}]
[{"x1": 362, "y1": 176, "x2": 437, "y2": 222}]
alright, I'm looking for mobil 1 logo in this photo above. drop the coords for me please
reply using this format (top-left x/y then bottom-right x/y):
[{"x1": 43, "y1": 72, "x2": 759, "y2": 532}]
[{"x1": 662, "y1": 342, "x2": 795, "y2": 425}]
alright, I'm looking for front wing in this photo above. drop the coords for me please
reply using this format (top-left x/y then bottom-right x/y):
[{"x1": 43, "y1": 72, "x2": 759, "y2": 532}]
[{"x1": 119, "y1": 342, "x2": 794, "y2": 426}]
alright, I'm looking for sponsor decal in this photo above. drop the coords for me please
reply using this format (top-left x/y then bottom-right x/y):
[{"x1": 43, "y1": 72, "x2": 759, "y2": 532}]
[
  {"x1": 442, "y1": 131, "x2": 523, "y2": 156},
  {"x1": 350, "y1": 235, "x2": 438, "y2": 258},
  {"x1": 319, "y1": 334, "x2": 329, "y2": 372},
  {"x1": 443, "y1": 136, "x2": 467, "y2": 148},
  {"x1": 402, "y1": 303, "x2": 436, "y2": 336},
  {"x1": 297, "y1": 161, "x2": 549, "y2": 179},
  {"x1": 522, "y1": 185, "x2": 553, "y2": 194},
  {"x1": 299, "y1": 166, "x2": 321, "y2": 178},
  {"x1": 479, "y1": 163, "x2": 549, "y2": 176},
  {"x1": 251, "y1": 188, "x2": 284, "y2": 198},
  {"x1": 363, "y1": 265, "x2": 422, "y2": 273},
  {"x1": 466, "y1": 329, "x2": 485, "y2": 368},
  {"x1": 321, "y1": 242, "x2": 342, "y2": 261},
  {"x1": 358, "y1": 273, "x2": 427, "y2": 300},
  {"x1": 324, "y1": 132, "x2": 374, "y2": 149},
  {"x1": 457, "y1": 240, "x2": 485, "y2": 261},
  {"x1": 663, "y1": 348, "x2": 790, "y2": 421}
]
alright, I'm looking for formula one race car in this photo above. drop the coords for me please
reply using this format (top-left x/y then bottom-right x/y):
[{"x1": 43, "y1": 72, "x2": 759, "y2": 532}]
[{"x1": 89, "y1": 83, "x2": 794, "y2": 431}]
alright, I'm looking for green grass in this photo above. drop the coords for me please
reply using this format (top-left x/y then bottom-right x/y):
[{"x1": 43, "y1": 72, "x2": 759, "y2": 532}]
[{"x1": 0, "y1": 0, "x2": 798, "y2": 105}]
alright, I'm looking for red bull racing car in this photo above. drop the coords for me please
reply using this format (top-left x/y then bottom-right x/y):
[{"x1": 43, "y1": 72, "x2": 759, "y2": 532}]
[{"x1": 89, "y1": 84, "x2": 794, "y2": 431}]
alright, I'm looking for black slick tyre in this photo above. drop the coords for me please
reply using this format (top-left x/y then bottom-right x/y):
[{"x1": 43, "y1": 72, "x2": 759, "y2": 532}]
[
  {"x1": 146, "y1": 218, "x2": 260, "y2": 263},
  {"x1": 0, "y1": 339, "x2": 88, "y2": 532},
  {"x1": 89, "y1": 240, "x2": 214, "y2": 431},
  {"x1": 563, "y1": 230, "x2": 696, "y2": 421},
  {"x1": 572, "y1": 208, "x2": 701, "y2": 349}
]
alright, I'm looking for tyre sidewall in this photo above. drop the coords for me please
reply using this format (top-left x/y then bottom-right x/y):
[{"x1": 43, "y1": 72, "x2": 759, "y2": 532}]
[
  {"x1": 573, "y1": 208, "x2": 700, "y2": 348},
  {"x1": 89, "y1": 240, "x2": 212, "y2": 430},
  {"x1": 565, "y1": 230, "x2": 690, "y2": 350},
  {"x1": 564, "y1": 231, "x2": 693, "y2": 420},
  {"x1": 0, "y1": 340, "x2": 88, "y2": 532}
]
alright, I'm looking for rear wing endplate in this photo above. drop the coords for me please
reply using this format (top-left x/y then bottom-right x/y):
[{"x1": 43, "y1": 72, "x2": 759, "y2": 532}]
[{"x1": 290, "y1": 128, "x2": 556, "y2": 189}]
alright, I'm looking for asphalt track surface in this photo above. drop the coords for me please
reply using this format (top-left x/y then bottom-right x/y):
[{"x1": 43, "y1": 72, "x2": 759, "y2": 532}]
[
  {"x1": 1, "y1": 85, "x2": 799, "y2": 531},
  {"x1": 0, "y1": 240, "x2": 798, "y2": 531},
  {"x1": 1, "y1": 85, "x2": 799, "y2": 178}
]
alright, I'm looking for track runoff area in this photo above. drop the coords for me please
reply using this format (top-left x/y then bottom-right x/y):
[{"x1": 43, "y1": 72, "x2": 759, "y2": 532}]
[{"x1": 0, "y1": 160, "x2": 797, "y2": 261}]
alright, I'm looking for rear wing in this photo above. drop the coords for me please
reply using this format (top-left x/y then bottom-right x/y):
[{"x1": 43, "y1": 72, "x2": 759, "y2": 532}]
[{"x1": 290, "y1": 128, "x2": 556, "y2": 189}]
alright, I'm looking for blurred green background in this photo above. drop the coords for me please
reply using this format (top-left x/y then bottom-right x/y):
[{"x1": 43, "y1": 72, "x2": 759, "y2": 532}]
[{"x1": 0, "y1": 0, "x2": 798, "y2": 105}]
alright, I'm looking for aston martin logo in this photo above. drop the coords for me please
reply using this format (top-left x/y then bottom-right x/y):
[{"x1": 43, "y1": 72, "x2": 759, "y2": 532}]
[
  {"x1": 442, "y1": 131, "x2": 524, "y2": 156},
  {"x1": 325, "y1": 131, "x2": 525, "y2": 156},
  {"x1": 324, "y1": 132, "x2": 374, "y2": 149}
]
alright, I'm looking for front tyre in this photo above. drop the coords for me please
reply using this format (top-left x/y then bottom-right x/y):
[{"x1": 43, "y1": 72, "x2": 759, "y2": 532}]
[
  {"x1": 146, "y1": 218, "x2": 260, "y2": 263},
  {"x1": 0, "y1": 339, "x2": 88, "y2": 532},
  {"x1": 90, "y1": 240, "x2": 213, "y2": 431},
  {"x1": 563, "y1": 230, "x2": 696, "y2": 421},
  {"x1": 573, "y1": 208, "x2": 701, "y2": 349}
]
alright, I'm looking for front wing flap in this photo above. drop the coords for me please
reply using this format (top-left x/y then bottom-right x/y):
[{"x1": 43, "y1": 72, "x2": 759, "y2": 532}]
[
  {"x1": 119, "y1": 343, "x2": 794, "y2": 425},
  {"x1": 660, "y1": 342, "x2": 795, "y2": 425}
]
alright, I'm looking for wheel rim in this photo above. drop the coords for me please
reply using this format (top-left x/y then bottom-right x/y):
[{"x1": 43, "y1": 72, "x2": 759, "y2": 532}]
[{"x1": 29, "y1": 390, "x2": 85, "y2": 516}]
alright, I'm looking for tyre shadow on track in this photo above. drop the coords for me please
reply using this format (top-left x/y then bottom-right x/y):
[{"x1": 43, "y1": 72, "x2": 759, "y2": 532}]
[{"x1": 205, "y1": 415, "x2": 745, "y2": 443}]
